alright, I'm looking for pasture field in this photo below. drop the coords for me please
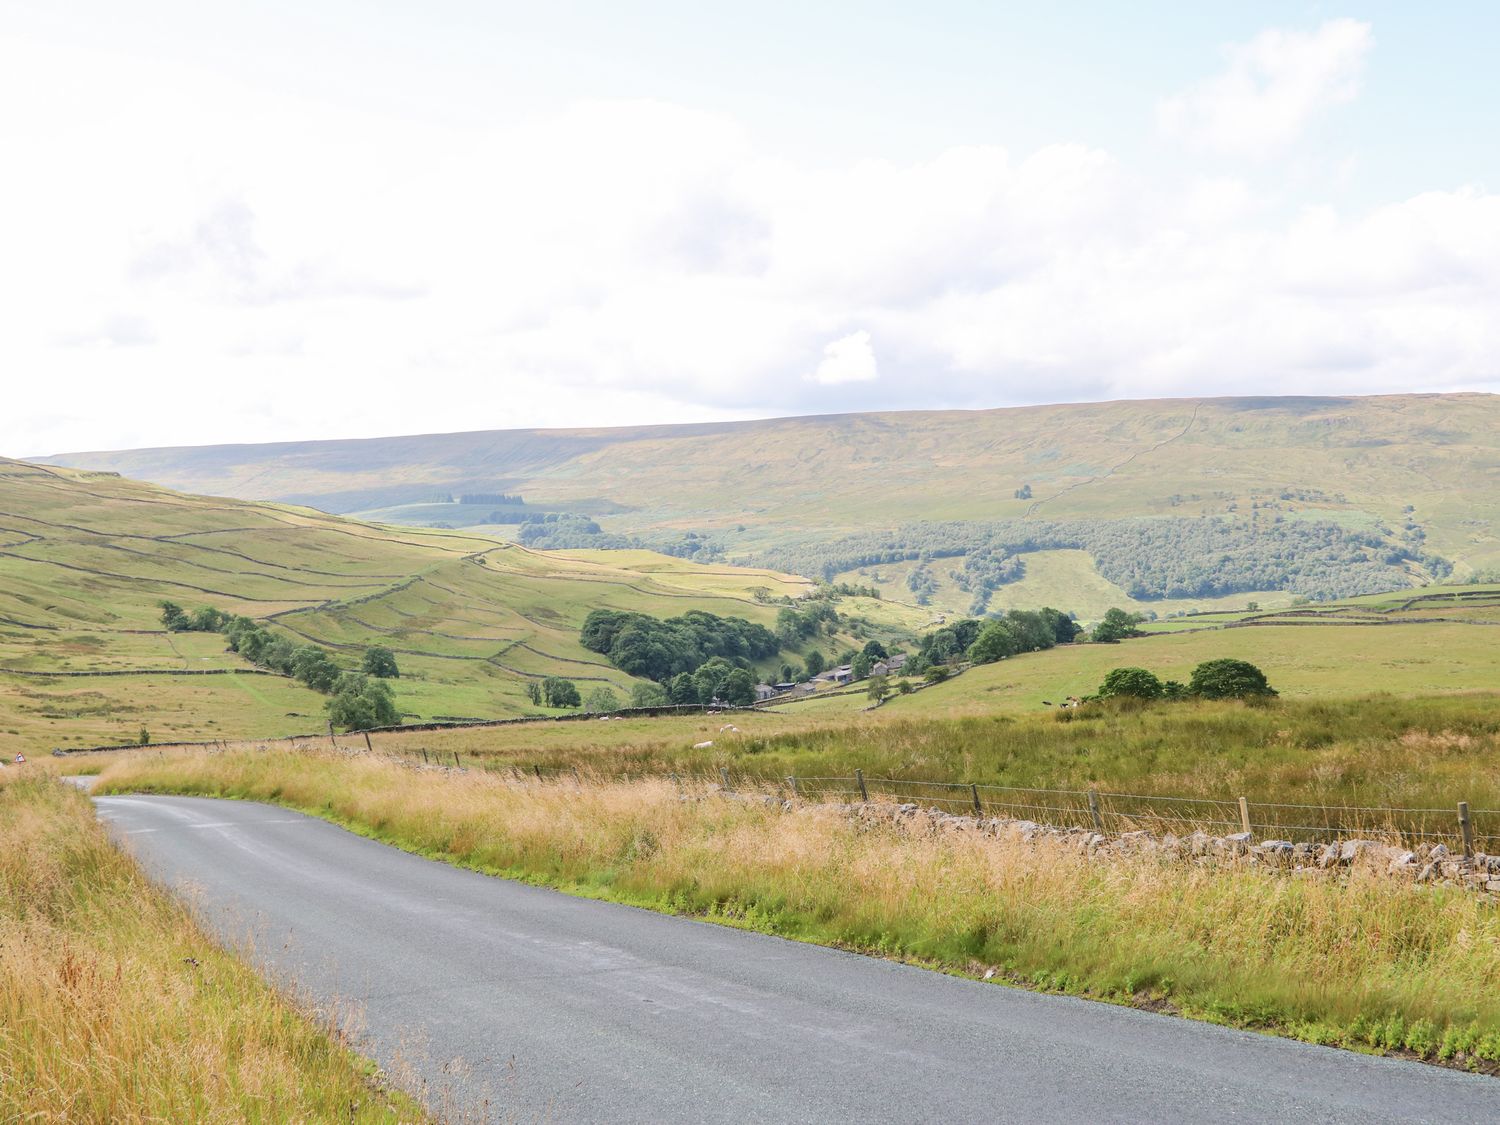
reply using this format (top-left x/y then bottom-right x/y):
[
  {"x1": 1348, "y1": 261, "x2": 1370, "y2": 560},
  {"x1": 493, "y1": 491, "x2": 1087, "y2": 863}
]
[
  {"x1": 895, "y1": 620, "x2": 1500, "y2": 711},
  {"x1": 0, "y1": 457, "x2": 891, "y2": 751}
]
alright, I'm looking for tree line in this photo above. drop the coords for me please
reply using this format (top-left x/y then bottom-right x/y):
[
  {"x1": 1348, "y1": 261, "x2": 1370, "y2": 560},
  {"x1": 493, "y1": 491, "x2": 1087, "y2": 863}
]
[
  {"x1": 159, "y1": 602, "x2": 401, "y2": 730},
  {"x1": 749, "y1": 516, "x2": 1451, "y2": 607}
]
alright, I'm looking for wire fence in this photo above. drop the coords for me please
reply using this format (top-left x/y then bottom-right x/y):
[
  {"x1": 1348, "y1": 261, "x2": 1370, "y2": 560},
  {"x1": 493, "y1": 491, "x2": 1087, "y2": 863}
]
[
  {"x1": 778, "y1": 770, "x2": 1497, "y2": 853},
  {"x1": 306, "y1": 735, "x2": 1500, "y2": 857}
]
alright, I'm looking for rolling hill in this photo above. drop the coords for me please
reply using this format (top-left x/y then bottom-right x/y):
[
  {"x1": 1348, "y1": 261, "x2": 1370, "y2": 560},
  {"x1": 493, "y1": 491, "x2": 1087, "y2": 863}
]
[
  {"x1": 0, "y1": 457, "x2": 875, "y2": 752},
  {"x1": 36, "y1": 395, "x2": 1500, "y2": 614}
]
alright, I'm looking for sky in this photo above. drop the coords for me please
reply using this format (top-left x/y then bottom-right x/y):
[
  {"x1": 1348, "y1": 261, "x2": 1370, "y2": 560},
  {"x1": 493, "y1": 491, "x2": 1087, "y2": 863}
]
[{"x1": 3, "y1": 1, "x2": 1498, "y2": 454}]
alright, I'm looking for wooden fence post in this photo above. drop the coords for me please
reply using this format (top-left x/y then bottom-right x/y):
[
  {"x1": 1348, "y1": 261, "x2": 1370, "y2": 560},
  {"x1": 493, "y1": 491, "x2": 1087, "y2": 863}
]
[
  {"x1": 787, "y1": 775, "x2": 800, "y2": 798},
  {"x1": 1087, "y1": 789, "x2": 1104, "y2": 834},
  {"x1": 970, "y1": 783, "x2": 982, "y2": 816},
  {"x1": 421, "y1": 749, "x2": 429, "y2": 764},
  {"x1": 453, "y1": 751, "x2": 460, "y2": 769},
  {"x1": 855, "y1": 768, "x2": 869, "y2": 802},
  {"x1": 363, "y1": 732, "x2": 373, "y2": 753},
  {"x1": 1238, "y1": 796, "x2": 1252, "y2": 837},
  {"x1": 1459, "y1": 801, "x2": 1475, "y2": 858},
  {"x1": 719, "y1": 767, "x2": 732, "y2": 792}
]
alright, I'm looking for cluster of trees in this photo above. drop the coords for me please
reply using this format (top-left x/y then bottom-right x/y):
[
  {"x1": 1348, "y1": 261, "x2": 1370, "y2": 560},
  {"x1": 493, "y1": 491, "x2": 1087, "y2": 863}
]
[
  {"x1": 158, "y1": 603, "x2": 400, "y2": 730},
  {"x1": 774, "y1": 601, "x2": 840, "y2": 646},
  {"x1": 159, "y1": 602, "x2": 231, "y2": 633},
  {"x1": 821, "y1": 581, "x2": 880, "y2": 599},
  {"x1": 580, "y1": 609, "x2": 779, "y2": 683},
  {"x1": 525, "y1": 677, "x2": 583, "y2": 708},
  {"x1": 664, "y1": 659, "x2": 758, "y2": 706},
  {"x1": 752, "y1": 517, "x2": 1451, "y2": 605},
  {"x1": 906, "y1": 607, "x2": 1079, "y2": 673},
  {"x1": 1094, "y1": 659, "x2": 1276, "y2": 702},
  {"x1": 1091, "y1": 608, "x2": 1143, "y2": 643},
  {"x1": 905, "y1": 564, "x2": 937, "y2": 605}
]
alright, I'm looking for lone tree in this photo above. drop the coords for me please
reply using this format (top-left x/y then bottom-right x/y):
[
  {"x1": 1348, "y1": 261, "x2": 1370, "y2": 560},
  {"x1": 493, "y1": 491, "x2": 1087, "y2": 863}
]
[
  {"x1": 327, "y1": 672, "x2": 399, "y2": 730},
  {"x1": 1092, "y1": 608, "x2": 1142, "y2": 644},
  {"x1": 1189, "y1": 658, "x2": 1276, "y2": 700},
  {"x1": 525, "y1": 680, "x2": 543, "y2": 706},
  {"x1": 803, "y1": 650, "x2": 827, "y2": 678},
  {"x1": 861, "y1": 639, "x2": 888, "y2": 661},
  {"x1": 720, "y1": 668, "x2": 756, "y2": 707},
  {"x1": 159, "y1": 601, "x2": 190, "y2": 632},
  {"x1": 362, "y1": 645, "x2": 400, "y2": 678},
  {"x1": 584, "y1": 686, "x2": 620, "y2": 713},
  {"x1": 866, "y1": 674, "x2": 890, "y2": 703},
  {"x1": 1096, "y1": 666, "x2": 1165, "y2": 700},
  {"x1": 542, "y1": 677, "x2": 582, "y2": 708}
]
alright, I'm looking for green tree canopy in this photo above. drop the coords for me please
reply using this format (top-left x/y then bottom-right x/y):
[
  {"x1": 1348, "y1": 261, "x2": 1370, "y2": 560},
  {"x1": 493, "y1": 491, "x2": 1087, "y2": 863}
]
[
  {"x1": 803, "y1": 650, "x2": 827, "y2": 678},
  {"x1": 584, "y1": 686, "x2": 620, "y2": 713},
  {"x1": 1189, "y1": 659, "x2": 1277, "y2": 700},
  {"x1": 630, "y1": 682, "x2": 670, "y2": 708},
  {"x1": 292, "y1": 646, "x2": 341, "y2": 693},
  {"x1": 327, "y1": 672, "x2": 399, "y2": 731},
  {"x1": 721, "y1": 668, "x2": 756, "y2": 707},
  {"x1": 861, "y1": 639, "x2": 888, "y2": 660},
  {"x1": 542, "y1": 677, "x2": 581, "y2": 708},
  {"x1": 361, "y1": 645, "x2": 400, "y2": 679},
  {"x1": 1092, "y1": 608, "x2": 1142, "y2": 644},
  {"x1": 967, "y1": 621, "x2": 1020, "y2": 664},
  {"x1": 692, "y1": 657, "x2": 736, "y2": 704},
  {"x1": 1097, "y1": 666, "x2": 1165, "y2": 699}
]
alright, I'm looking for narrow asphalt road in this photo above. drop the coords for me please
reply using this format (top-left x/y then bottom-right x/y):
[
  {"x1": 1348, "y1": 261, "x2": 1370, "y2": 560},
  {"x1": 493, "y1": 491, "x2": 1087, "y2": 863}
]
[{"x1": 93, "y1": 793, "x2": 1500, "y2": 1123}]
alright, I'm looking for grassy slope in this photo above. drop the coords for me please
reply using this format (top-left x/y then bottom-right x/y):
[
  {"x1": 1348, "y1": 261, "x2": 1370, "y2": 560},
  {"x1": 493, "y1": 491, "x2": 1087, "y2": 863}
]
[
  {"x1": 0, "y1": 771, "x2": 421, "y2": 1121},
  {"x1": 839, "y1": 548, "x2": 1295, "y2": 622},
  {"x1": 0, "y1": 458, "x2": 826, "y2": 750},
  {"x1": 174, "y1": 692, "x2": 1500, "y2": 839},
  {"x1": 39, "y1": 393, "x2": 1500, "y2": 574},
  {"x1": 892, "y1": 620, "x2": 1500, "y2": 712},
  {"x1": 95, "y1": 749, "x2": 1500, "y2": 1069}
]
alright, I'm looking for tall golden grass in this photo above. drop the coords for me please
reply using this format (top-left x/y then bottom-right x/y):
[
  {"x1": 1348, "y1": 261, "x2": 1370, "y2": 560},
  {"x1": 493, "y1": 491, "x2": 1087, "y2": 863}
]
[
  {"x1": 100, "y1": 748, "x2": 1500, "y2": 1067},
  {"x1": 0, "y1": 773, "x2": 422, "y2": 1122}
]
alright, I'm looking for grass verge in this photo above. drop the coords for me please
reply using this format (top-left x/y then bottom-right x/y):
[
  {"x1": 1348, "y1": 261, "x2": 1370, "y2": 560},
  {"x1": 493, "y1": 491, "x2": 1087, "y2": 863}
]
[
  {"x1": 0, "y1": 771, "x2": 423, "y2": 1122},
  {"x1": 98, "y1": 749, "x2": 1500, "y2": 1072}
]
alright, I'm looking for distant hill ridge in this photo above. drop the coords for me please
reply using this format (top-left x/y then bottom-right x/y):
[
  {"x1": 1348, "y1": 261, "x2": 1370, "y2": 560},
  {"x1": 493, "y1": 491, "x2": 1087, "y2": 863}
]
[{"x1": 34, "y1": 393, "x2": 1500, "y2": 580}]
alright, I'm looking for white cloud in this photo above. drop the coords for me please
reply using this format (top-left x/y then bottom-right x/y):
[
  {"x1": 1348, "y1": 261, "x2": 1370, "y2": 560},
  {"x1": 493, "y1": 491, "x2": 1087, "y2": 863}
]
[
  {"x1": 1158, "y1": 20, "x2": 1373, "y2": 158},
  {"x1": 3, "y1": 26, "x2": 1500, "y2": 457},
  {"x1": 807, "y1": 331, "x2": 878, "y2": 385}
]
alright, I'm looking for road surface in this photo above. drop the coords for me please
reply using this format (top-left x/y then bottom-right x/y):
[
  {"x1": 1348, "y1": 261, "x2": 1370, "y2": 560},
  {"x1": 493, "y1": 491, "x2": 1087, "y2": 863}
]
[{"x1": 93, "y1": 792, "x2": 1500, "y2": 1123}]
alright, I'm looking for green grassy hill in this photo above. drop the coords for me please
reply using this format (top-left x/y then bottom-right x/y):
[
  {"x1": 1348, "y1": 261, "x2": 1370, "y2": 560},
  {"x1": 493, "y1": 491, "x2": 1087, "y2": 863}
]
[
  {"x1": 882, "y1": 583, "x2": 1500, "y2": 714},
  {"x1": 37, "y1": 393, "x2": 1500, "y2": 576},
  {"x1": 0, "y1": 458, "x2": 842, "y2": 751}
]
